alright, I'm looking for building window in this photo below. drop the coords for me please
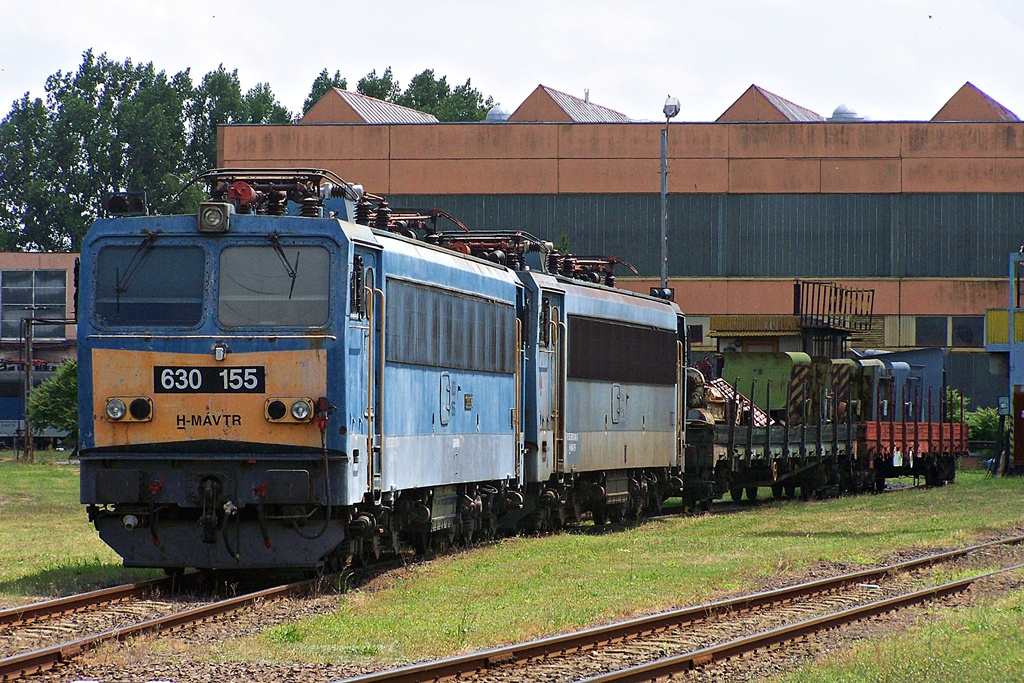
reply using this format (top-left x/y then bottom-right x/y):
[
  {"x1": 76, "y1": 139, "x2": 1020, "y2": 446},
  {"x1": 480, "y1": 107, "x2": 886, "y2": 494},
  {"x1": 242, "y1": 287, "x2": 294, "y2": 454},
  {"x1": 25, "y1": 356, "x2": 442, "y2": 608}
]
[
  {"x1": 951, "y1": 316, "x2": 984, "y2": 347},
  {"x1": 915, "y1": 316, "x2": 948, "y2": 347},
  {"x1": 1, "y1": 270, "x2": 67, "y2": 340},
  {"x1": 688, "y1": 324, "x2": 704, "y2": 344}
]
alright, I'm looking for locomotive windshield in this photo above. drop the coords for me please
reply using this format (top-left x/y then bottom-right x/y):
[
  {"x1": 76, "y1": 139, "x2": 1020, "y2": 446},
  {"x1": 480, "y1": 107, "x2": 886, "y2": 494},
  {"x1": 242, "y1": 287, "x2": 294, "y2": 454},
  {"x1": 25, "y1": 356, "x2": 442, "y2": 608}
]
[
  {"x1": 218, "y1": 245, "x2": 330, "y2": 327},
  {"x1": 94, "y1": 245, "x2": 205, "y2": 327}
]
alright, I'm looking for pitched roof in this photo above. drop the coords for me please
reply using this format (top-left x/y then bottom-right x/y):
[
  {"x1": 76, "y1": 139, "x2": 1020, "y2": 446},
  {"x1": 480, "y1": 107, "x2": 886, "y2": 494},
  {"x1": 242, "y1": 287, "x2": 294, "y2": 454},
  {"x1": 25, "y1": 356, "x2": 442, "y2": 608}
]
[
  {"x1": 300, "y1": 88, "x2": 438, "y2": 124},
  {"x1": 507, "y1": 85, "x2": 633, "y2": 123},
  {"x1": 931, "y1": 82, "x2": 1019, "y2": 122},
  {"x1": 717, "y1": 85, "x2": 825, "y2": 122}
]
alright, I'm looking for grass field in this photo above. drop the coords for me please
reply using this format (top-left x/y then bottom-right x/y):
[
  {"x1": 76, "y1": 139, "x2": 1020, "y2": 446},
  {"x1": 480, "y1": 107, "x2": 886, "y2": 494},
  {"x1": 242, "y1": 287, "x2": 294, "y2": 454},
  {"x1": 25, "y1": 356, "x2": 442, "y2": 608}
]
[
  {"x1": 234, "y1": 470, "x2": 1024, "y2": 669},
  {"x1": 3, "y1": 456, "x2": 1024, "y2": 680},
  {"x1": 0, "y1": 452, "x2": 156, "y2": 605},
  {"x1": 773, "y1": 588, "x2": 1024, "y2": 682}
]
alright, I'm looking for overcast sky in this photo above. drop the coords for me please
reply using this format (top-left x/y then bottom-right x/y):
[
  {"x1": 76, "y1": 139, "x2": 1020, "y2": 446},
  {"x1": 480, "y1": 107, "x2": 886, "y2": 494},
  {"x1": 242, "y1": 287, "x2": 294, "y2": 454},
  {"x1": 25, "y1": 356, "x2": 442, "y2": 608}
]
[{"x1": 1, "y1": 0, "x2": 1022, "y2": 123}]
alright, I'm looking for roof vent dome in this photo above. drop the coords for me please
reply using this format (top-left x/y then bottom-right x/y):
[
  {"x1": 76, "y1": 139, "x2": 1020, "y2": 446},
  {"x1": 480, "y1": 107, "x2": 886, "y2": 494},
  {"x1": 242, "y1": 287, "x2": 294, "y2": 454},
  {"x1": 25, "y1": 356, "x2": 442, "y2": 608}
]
[
  {"x1": 485, "y1": 105, "x2": 510, "y2": 122},
  {"x1": 829, "y1": 104, "x2": 865, "y2": 121}
]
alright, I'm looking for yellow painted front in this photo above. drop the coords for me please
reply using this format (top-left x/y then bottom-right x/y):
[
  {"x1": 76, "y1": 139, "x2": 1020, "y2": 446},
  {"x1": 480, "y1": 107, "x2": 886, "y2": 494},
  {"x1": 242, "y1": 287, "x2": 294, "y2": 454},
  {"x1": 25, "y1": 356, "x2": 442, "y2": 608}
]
[{"x1": 92, "y1": 348, "x2": 327, "y2": 448}]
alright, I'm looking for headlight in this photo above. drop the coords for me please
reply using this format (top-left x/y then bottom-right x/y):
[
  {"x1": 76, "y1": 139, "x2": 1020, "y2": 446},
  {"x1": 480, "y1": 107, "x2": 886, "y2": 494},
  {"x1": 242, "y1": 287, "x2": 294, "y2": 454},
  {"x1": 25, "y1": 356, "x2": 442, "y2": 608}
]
[
  {"x1": 291, "y1": 400, "x2": 312, "y2": 421},
  {"x1": 265, "y1": 397, "x2": 315, "y2": 423},
  {"x1": 106, "y1": 398, "x2": 127, "y2": 420}
]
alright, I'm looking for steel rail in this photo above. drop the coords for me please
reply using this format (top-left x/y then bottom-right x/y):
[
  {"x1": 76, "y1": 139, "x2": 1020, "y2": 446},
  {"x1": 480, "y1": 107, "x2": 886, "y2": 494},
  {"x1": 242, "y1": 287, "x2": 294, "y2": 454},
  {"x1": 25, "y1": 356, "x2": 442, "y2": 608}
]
[
  {"x1": 579, "y1": 560, "x2": 1024, "y2": 683},
  {"x1": 0, "y1": 577, "x2": 175, "y2": 628},
  {"x1": 0, "y1": 575, "x2": 328, "y2": 680},
  {"x1": 337, "y1": 534, "x2": 1024, "y2": 683}
]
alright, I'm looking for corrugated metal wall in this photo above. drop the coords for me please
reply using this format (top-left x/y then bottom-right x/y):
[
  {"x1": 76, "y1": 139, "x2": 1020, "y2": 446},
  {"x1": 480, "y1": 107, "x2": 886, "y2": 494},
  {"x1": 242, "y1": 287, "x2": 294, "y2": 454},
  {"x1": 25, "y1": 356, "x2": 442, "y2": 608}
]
[
  {"x1": 947, "y1": 351, "x2": 1003, "y2": 409},
  {"x1": 389, "y1": 193, "x2": 1024, "y2": 279}
]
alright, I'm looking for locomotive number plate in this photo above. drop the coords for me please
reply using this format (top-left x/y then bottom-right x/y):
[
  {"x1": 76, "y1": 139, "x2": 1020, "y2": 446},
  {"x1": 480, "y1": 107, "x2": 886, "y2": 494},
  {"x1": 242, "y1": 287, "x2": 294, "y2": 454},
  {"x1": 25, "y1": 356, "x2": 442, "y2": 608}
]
[{"x1": 154, "y1": 366, "x2": 266, "y2": 393}]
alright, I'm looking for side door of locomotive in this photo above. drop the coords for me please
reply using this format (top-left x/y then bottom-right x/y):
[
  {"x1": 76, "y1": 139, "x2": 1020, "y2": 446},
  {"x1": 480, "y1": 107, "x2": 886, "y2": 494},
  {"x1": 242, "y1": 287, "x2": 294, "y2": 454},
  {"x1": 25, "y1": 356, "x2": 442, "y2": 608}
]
[
  {"x1": 536, "y1": 289, "x2": 566, "y2": 478},
  {"x1": 347, "y1": 246, "x2": 384, "y2": 500}
]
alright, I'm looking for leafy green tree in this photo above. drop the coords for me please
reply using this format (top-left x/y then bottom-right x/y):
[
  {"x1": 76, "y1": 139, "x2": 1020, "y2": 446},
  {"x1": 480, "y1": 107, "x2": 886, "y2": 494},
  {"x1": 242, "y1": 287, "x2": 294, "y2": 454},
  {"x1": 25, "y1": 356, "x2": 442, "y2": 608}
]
[
  {"x1": 303, "y1": 69, "x2": 347, "y2": 115},
  {"x1": 244, "y1": 82, "x2": 292, "y2": 124},
  {"x1": 357, "y1": 67, "x2": 401, "y2": 102},
  {"x1": 396, "y1": 69, "x2": 493, "y2": 122},
  {"x1": 0, "y1": 94, "x2": 50, "y2": 251},
  {"x1": 27, "y1": 359, "x2": 78, "y2": 445},
  {"x1": 185, "y1": 66, "x2": 293, "y2": 171},
  {"x1": 944, "y1": 386, "x2": 968, "y2": 422},
  {"x1": 0, "y1": 50, "x2": 197, "y2": 250},
  {"x1": 967, "y1": 407, "x2": 1000, "y2": 442},
  {"x1": 185, "y1": 65, "x2": 245, "y2": 173}
]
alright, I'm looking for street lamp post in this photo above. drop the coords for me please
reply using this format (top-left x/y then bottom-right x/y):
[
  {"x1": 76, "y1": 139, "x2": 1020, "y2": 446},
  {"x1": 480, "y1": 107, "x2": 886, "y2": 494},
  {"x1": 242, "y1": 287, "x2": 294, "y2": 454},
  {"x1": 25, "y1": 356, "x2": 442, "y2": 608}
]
[{"x1": 660, "y1": 96, "x2": 680, "y2": 290}]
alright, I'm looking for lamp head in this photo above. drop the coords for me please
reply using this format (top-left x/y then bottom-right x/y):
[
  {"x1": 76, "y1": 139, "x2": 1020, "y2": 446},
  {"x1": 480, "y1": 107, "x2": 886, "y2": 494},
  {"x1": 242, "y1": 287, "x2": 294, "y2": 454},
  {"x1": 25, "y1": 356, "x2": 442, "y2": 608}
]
[{"x1": 663, "y1": 96, "x2": 681, "y2": 119}]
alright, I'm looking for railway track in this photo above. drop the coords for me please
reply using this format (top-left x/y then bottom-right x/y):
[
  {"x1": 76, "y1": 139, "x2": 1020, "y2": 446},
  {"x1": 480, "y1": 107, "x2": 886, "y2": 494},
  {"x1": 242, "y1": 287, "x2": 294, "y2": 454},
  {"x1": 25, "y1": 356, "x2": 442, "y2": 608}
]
[
  {"x1": 0, "y1": 576, "x2": 177, "y2": 629},
  {"x1": 0, "y1": 573, "x2": 335, "y2": 681},
  {"x1": 339, "y1": 533, "x2": 1024, "y2": 683}
]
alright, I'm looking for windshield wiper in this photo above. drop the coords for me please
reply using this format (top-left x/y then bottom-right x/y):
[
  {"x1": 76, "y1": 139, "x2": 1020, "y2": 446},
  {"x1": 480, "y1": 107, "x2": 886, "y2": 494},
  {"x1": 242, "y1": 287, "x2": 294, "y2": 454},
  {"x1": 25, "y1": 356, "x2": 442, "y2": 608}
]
[
  {"x1": 115, "y1": 231, "x2": 158, "y2": 310},
  {"x1": 268, "y1": 234, "x2": 299, "y2": 299}
]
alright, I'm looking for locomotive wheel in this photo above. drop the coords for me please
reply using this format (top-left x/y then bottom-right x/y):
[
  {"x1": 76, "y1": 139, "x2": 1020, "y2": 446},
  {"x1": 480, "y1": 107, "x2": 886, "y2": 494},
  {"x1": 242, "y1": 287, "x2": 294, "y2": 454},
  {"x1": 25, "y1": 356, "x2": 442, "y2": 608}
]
[
  {"x1": 592, "y1": 502, "x2": 608, "y2": 526},
  {"x1": 745, "y1": 487, "x2": 758, "y2": 501},
  {"x1": 411, "y1": 530, "x2": 431, "y2": 555},
  {"x1": 729, "y1": 487, "x2": 743, "y2": 503},
  {"x1": 771, "y1": 484, "x2": 784, "y2": 499},
  {"x1": 608, "y1": 503, "x2": 626, "y2": 524},
  {"x1": 784, "y1": 483, "x2": 797, "y2": 498},
  {"x1": 646, "y1": 494, "x2": 664, "y2": 517},
  {"x1": 874, "y1": 477, "x2": 886, "y2": 494},
  {"x1": 567, "y1": 496, "x2": 583, "y2": 525}
]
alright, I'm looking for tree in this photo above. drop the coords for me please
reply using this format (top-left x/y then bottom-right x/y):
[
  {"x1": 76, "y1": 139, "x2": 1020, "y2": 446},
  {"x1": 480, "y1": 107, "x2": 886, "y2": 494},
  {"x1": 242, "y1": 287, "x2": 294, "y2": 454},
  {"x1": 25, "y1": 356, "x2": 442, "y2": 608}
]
[
  {"x1": 396, "y1": 69, "x2": 493, "y2": 122},
  {"x1": 185, "y1": 65, "x2": 245, "y2": 173},
  {"x1": 357, "y1": 67, "x2": 400, "y2": 102},
  {"x1": 945, "y1": 386, "x2": 968, "y2": 422},
  {"x1": 27, "y1": 359, "x2": 78, "y2": 447},
  {"x1": 244, "y1": 83, "x2": 293, "y2": 124},
  {"x1": 303, "y1": 69, "x2": 347, "y2": 115},
  {"x1": 185, "y1": 66, "x2": 293, "y2": 171},
  {"x1": 0, "y1": 51, "x2": 197, "y2": 250},
  {"x1": 967, "y1": 407, "x2": 1000, "y2": 442},
  {"x1": 0, "y1": 94, "x2": 50, "y2": 251}
]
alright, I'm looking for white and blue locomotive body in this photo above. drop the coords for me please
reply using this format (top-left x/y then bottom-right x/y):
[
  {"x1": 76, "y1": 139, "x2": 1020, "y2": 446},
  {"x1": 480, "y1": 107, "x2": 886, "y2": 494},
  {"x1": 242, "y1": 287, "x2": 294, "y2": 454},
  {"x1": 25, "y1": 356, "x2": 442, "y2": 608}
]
[
  {"x1": 515, "y1": 271, "x2": 684, "y2": 524},
  {"x1": 79, "y1": 172, "x2": 525, "y2": 569},
  {"x1": 79, "y1": 169, "x2": 685, "y2": 569}
]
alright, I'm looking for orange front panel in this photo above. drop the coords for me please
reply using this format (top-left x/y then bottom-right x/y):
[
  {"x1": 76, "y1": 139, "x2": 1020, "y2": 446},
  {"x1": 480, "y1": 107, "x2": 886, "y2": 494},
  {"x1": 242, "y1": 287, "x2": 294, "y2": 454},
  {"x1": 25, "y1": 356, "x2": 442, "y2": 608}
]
[{"x1": 92, "y1": 349, "x2": 327, "y2": 448}]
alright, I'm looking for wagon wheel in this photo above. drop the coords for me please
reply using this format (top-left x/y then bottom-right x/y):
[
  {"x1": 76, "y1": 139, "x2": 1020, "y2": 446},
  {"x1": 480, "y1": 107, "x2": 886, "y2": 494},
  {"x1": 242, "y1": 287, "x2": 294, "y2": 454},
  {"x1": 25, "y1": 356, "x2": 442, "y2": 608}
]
[
  {"x1": 745, "y1": 486, "x2": 758, "y2": 501},
  {"x1": 729, "y1": 487, "x2": 743, "y2": 503},
  {"x1": 771, "y1": 484, "x2": 784, "y2": 499}
]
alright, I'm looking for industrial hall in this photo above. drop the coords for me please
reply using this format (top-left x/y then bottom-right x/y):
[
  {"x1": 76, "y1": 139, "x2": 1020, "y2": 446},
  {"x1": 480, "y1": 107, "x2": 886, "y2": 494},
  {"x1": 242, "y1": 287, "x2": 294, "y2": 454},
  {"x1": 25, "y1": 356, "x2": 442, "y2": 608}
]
[{"x1": 217, "y1": 81, "x2": 1024, "y2": 409}]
